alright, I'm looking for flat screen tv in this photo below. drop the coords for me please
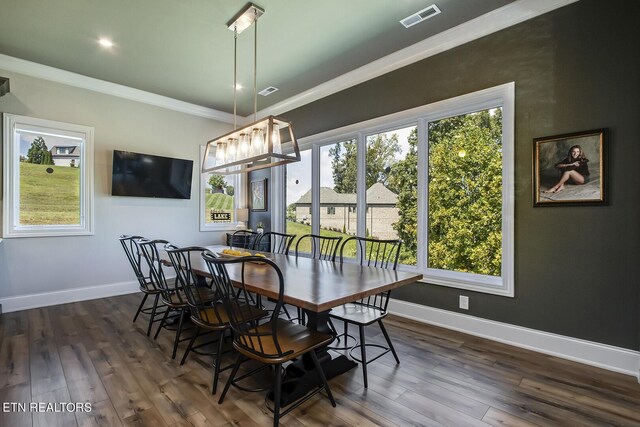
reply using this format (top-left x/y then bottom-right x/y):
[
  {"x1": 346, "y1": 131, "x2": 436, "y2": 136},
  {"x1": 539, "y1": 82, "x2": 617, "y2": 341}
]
[{"x1": 111, "y1": 150, "x2": 193, "y2": 199}]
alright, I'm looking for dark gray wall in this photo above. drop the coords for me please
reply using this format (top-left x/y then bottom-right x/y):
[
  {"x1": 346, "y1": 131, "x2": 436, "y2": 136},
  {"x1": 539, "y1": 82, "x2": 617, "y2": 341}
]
[
  {"x1": 248, "y1": 168, "x2": 271, "y2": 231},
  {"x1": 281, "y1": 0, "x2": 640, "y2": 350}
]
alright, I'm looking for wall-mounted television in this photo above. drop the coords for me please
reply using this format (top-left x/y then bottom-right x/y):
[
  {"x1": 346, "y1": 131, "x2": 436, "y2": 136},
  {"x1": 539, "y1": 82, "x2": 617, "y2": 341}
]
[{"x1": 111, "y1": 150, "x2": 193, "y2": 199}]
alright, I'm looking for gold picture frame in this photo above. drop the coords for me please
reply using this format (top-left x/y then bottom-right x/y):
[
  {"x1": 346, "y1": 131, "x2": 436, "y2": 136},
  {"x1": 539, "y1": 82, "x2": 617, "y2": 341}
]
[{"x1": 533, "y1": 129, "x2": 607, "y2": 206}]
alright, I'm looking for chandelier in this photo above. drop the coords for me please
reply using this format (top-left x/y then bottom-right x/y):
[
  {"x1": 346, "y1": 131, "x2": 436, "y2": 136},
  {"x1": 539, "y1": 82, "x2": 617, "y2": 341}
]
[{"x1": 202, "y1": 3, "x2": 300, "y2": 175}]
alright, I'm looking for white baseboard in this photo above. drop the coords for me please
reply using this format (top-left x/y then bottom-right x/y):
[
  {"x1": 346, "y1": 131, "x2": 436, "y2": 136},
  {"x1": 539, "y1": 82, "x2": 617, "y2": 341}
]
[
  {"x1": 388, "y1": 299, "x2": 640, "y2": 381},
  {"x1": 0, "y1": 280, "x2": 140, "y2": 313}
]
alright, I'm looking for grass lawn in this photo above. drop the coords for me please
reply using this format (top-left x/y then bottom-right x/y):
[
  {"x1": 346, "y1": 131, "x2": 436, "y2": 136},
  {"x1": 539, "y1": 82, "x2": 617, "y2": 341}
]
[
  {"x1": 19, "y1": 162, "x2": 80, "y2": 225},
  {"x1": 286, "y1": 221, "x2": 357, "y2": 257},
  {"x1": 205, "y1": 191, "x2": 234, "y2": 223}
]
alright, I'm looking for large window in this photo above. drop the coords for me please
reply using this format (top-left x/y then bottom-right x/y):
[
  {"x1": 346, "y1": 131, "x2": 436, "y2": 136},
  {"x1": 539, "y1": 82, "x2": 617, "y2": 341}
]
[
  {"x1": 2, "y1": 114, "x2": 94, "y2": 238},
  {"x1": 280, "y1": 83, "x2": 514, "y2": 295},
  {"x1": 200, "y1": 146, "x2": 238, "y2": 231}
]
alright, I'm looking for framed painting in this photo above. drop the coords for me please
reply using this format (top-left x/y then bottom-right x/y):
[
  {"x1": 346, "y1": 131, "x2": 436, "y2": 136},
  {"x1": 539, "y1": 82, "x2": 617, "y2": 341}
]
[
  {"x1": 251, "y1": 178, "x2": 267, "y2": 211},
  {"x1": 533, "y1": 129, "x2": 607, "y2": 206}
]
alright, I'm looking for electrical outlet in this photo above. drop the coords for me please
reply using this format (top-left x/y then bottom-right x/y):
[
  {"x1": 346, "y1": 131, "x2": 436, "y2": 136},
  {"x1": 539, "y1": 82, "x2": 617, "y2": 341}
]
[{"x1": 459, "y1": 295, "x2": 469, "y2": 310}]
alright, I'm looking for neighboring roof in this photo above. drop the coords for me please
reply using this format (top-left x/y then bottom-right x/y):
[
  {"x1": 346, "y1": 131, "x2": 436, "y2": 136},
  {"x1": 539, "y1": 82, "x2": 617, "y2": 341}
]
[
  {"x1": 294, "y1": 183, "x2": 397, "y2": 206},
  {"x1": 50, "y1": 145, "x2": 80, "y2": 158},
  {"x1": 50, "y1": 145, "x2": 78, "y2": 152},
  {"x1": 366, "y1": 182, "x2": 398, "y2": 204}
]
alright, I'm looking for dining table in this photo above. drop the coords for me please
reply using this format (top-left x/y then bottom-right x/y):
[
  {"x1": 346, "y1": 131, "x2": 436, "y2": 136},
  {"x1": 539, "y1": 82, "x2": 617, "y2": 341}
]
[{"x1": 185, "y1": 244, "x2": 423, "y2": 405}]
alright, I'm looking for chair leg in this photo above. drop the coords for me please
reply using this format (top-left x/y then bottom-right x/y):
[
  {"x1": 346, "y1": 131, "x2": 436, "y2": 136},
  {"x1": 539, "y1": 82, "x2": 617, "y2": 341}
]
[
  {"x1": 219, "y1": 353, "x2": 243, "y2": 404},
  {"x1": 344, "y1": 321, "x2": 349, "y2": 343},
  {"x1": 154, "y1": 307, "x2": 171, "y2": 339},
  {"x1": 282, "y1": 304, "x2": 292, "y2": 320},
  {"x1": 211, "y1": 330, "x2": 225, "y2": 395},
  {"x1": 180, "y1": 326, "x2": 200, "y2": 366},
  {"x1": 378, "y1": 319, "x2": 399, "y2": 364},
  {"x1": 172, "y1": 308, "x2": 186, "y2": 359},
  {"x1": 133, "y1": 293, "x2": 149, "y2": 323},
  {"x1": 328, "y1": 318, "x2": 338, "y2": 335},
  {"x1": 309, "y1": 351, "x2": 336, "y2": 407},
  {"x1": 146, "y1": 294, "x2": 160, "y2": 337},
  {"x1": 273, "y1": 363, "x2": 282, "y2": 427},
  {"x1": 359, "y1": 325, "x2": 368, "y2": 388}
]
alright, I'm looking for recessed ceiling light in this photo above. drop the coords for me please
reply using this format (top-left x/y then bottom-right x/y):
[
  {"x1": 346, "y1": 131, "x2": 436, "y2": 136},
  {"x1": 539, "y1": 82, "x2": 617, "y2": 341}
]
[{"x1": 98, "y1": 38, "x2": 114, "y2": 48}]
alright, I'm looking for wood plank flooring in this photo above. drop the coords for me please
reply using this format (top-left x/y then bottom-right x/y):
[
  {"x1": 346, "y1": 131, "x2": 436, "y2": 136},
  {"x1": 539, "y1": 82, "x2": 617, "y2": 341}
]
[{"x1": 1, "y1": 294, "x2": 639, "y2": 426}]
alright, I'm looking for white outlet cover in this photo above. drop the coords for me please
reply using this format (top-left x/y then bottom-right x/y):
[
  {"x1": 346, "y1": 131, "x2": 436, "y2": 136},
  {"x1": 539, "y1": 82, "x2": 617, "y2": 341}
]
[{"x1": 459, "y1": 295, "x2": 469, "y2": 310}]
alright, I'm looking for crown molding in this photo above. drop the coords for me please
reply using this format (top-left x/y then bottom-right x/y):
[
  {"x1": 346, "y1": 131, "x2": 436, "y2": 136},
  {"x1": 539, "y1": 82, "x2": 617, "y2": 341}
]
[
  {"x1": 256, "y1": 0, "x2": 579, "y2": 118},
  {"x1": 0, "y1": 53, "x2": 238, "y2": 124}
]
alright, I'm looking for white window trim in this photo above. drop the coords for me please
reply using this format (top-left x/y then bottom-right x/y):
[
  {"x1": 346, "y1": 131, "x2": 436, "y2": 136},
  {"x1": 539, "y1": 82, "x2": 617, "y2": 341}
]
[
  {"x1": 2, "y1": 114, "x2": 94, "y2": 238},
  {"x1": 199, "y1": 145, "x2": 243, "y2": 232},
  {"x1": 420, "y1": 87, "x2": 515, "y2": 296},
  {"x1": 277, "y1": 83, "x2": 514, "y2": 297}
]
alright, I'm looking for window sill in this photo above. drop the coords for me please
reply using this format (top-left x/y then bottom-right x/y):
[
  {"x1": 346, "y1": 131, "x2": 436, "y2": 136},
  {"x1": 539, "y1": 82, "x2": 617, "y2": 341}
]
[{"x1": 416, "y1": 277, "x2": 513, "y2": 297}]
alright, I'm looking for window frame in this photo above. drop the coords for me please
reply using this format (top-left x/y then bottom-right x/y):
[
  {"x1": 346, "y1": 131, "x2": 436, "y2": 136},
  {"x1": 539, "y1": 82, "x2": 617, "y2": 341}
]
[
  {"x1": 2, "y1": 113, "x2": 94, "y2": 238},
  {"x1": 276, "y1": 83, "x2": 514, "y2": 296},
  {"x1": 199, "y1": 146, "x2": 243, "y2": 232}
]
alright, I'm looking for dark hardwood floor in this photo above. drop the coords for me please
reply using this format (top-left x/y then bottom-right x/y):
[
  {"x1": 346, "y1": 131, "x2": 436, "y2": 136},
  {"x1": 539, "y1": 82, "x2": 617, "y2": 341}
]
[{"x1": 1, "y1": 293, "x2": 639, "y2": 426}]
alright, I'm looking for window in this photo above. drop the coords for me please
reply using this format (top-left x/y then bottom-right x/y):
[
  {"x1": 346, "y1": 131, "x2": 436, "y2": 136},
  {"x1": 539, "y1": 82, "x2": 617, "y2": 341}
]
[
  {"x1": 200, "y1": 146, "x2": 238, "y2": 231},
  {"x1": 286, "y1": 149, "x2": 312, "y2": 249},
  {"x1": 427, "y1": 108, "x2": 502, "y2": 276},
  {"x1": 318, "y1": 140, "x2": 355, "y2": 237},
  {"x1": 2, "y1": 114, "x2": 94, "y2": 238},
  {"x1": 279, "y1": 83, "x2": 514, "y2": 295},
  {"x1": 366, "y1": 125, "x2": 417, "y2": 265}
]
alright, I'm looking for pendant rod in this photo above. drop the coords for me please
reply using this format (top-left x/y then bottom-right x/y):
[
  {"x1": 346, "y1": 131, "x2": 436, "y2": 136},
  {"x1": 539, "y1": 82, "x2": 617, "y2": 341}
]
[
  {"x1": 253, "y1": 7, "x2": 258, "y2": 122},
  {"x1": 233, "y1": 26, "x2": 238, "y2": 130}
]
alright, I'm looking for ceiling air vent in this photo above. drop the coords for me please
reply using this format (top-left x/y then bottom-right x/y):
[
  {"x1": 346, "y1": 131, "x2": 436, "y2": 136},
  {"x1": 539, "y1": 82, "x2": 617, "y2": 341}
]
[
  {"x1": 258, "y1": 86, "x2": 278, "y2": 96},
  {"x1": 400, "y1": 4, "x2": 441, "y2": 28}
]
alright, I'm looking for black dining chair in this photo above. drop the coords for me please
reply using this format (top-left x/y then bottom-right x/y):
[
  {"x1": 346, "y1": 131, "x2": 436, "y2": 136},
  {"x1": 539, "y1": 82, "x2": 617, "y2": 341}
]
[
  {"x1": 165, "y1": 245, "x2": 266, "y2": 394},
  {"x1": 294, "y1": 234, "x2": 342, "y2": 323},
  {"x1": 119, "y1": 235, "x2": 165, "y2": 336},
  {"x1": 231, "y1": 230, "x2": 260, "y2": 250},
  {"x1": 138, "y1": 239, "x2": 216, "y2": 359},
  {"x1": 330, "y1": 236, "x2": 402, "y2": 388},
  {"x1": 294, "y1": 234, "x2": 342, "y2": 261},
  {"x1": 254, "y1": 231, "x2": 295, "y2": 255},
  {"x1": 202, "y1": 253, "x2": 336, "y2": 427},
  {"x1": 254, "y1": 231, "x2": 297, "y2": 320}
]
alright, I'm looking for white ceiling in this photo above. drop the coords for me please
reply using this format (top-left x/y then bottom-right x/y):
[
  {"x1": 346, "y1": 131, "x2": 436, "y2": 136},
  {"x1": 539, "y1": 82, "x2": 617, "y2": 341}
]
[{"x1": 0, "y1": 0, "x2": 521, "y2": 117}]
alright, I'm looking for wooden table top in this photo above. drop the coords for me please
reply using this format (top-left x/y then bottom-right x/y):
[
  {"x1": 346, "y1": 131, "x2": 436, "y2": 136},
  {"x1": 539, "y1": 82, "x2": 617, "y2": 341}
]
[{"x1": 189, "y1": 245, "x2": 422, "y2": 313}]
